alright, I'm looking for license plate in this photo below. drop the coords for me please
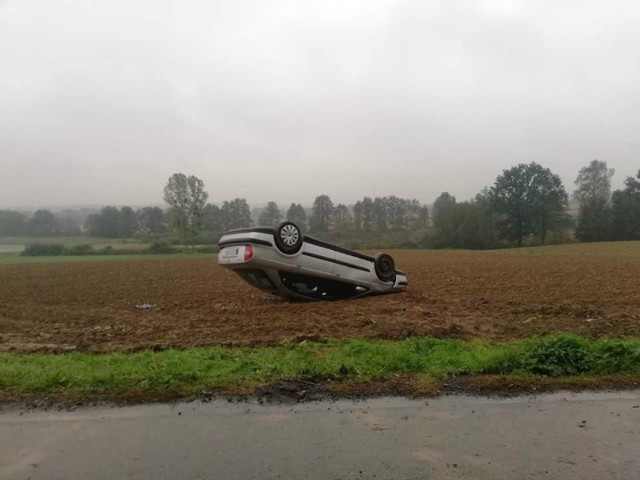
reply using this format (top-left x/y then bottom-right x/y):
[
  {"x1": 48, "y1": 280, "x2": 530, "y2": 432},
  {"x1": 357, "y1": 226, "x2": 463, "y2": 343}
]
[
  {"x1": 219, "y1": 246, "x2": 247, "y2": 264},
  {"x1": 222, "y1": 247, "x2": 240, "y2": 258}
]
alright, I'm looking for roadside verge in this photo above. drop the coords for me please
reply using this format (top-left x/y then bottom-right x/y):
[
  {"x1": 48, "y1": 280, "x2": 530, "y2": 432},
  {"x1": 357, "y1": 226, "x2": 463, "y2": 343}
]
[{"x1": 2, "y1": 334, "x2": 640, "y2": 405}]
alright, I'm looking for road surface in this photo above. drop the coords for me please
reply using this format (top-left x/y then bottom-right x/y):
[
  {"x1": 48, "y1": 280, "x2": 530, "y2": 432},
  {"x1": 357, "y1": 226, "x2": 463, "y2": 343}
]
[{"x1": 2, "y1": 391, "x2": 639, "y2": 479}]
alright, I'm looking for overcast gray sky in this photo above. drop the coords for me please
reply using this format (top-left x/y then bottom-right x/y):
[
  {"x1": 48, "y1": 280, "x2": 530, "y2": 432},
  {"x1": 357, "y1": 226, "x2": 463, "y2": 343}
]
[{"x1": 1, "y1": 0, "x2": 639, "y2": 208}]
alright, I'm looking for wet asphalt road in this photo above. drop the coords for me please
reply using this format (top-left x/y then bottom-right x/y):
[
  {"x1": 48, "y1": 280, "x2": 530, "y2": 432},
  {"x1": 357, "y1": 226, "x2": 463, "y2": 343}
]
[{"x1": 1, "y1": 391, "x2": 639, "y2": 480}]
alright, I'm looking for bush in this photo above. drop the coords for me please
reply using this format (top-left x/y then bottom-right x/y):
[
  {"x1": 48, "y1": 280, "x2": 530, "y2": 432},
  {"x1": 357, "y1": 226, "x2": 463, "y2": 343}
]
[
  {"x1": 97, "y1": 245, "x2": 115, "y2": 255},
  {"x1": 193, "y1": 231, "x2": 221, "y2": 245},
  {"x1": 133, "y1": 231, "x2": 154, "y2": 243},
  {"x1": 195, "y1": 245, "x2": 218, "y2": 254},
  {"x1": 344, "y1": 240, "x2": 363, "y2": 250},
  {"x1": 21, "y1": 244, "x2": 66, "y2": 256},
  {"x1": 518, "y1": 335, "x2": 594, "y2": 376},
  {"x1": 66, "y1": 244, "x2": 95, "y2": 256},
  {"x1": 593, "y1": 340, "x2": 640, "y2": 374},
  {"x1": 147, "y1": 241, "x2": 179, "y2": 254},
  {"x1": 397, "y1": 240, "x2": 419, "y2": 249},
  {"x1": 107, "y1": 248, "x2": 144, "y2": 255}
]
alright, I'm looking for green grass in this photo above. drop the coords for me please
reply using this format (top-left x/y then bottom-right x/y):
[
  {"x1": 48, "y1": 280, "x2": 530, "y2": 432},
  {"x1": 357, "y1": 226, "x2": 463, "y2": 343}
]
[
  {"x1": 0, "y1": 236, "x2": 148, "y2": 248},
  {"x1": 493, "y1": 241, "x2": 640, "y2": 258},
  {"x1": 317, "y1": 227, "x2": 433, "y2": 250},
  {"x1": 0, "y1": 236, "x2": 151, "y2": 258},
  {"x1": 2, "y1": 334, "x2": 640, "y2": 400},
  {"x1": 0, "y1": 252, "x2": 214, "y2": 264}
]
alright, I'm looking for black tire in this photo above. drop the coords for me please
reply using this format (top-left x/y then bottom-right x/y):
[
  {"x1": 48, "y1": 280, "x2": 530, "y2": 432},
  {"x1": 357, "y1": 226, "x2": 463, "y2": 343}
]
[
  {"x1": 374, "y1": 253, "x2": 396, "y2": 283},
  {"x1": 274, "y1": 221, "x2": 303, "y2": 254}
]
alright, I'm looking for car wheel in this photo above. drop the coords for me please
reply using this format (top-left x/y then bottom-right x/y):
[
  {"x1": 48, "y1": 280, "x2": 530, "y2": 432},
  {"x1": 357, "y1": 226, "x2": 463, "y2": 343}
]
[
  {"x1": 274, "y1": 221, "x2": 303, "y2": 254},
  {"x1": 374, "y1": 253, "x2": 396, "y2": 282}
]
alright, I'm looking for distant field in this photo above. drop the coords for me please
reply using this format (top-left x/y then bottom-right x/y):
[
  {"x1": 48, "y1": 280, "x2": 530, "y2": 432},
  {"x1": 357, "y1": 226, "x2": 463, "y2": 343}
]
[
  {"x1": 1, "y1": 242, "x2": 639, "y2": 353},
  {"x1": 0, "y1": 245, "x2": 23, "y2": 254},
  {"x1": 0, "y1": 236, "x2": 150, "y2": 255},
  {"x1": 0, "y1": 236, "x2": 145, "y2": 247},
  {"x1": 0, "y1": 252, "x2": 212, "y2": 265},
  {"x1": 494, "y1": 241, "x2": 640, "y2": 258}
]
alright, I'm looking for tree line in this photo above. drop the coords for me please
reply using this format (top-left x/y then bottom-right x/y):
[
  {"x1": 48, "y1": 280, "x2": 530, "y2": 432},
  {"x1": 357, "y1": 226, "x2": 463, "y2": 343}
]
[
  {"x1": 2, "y1": 161, "x2": 638, "y2": 249},
  {"x1": 160, "y1": 174, "x2": 431, "y2": 245},
  {"x1": 162, "y1": 161, "x2": 639, "y2": 250},
  {"x1": 0, "y1": 209, "x2": 81, "y2": 237},
  {"x1": 0, "y1": 206, "x2": 169, "y2": 239},
  {"x1": 429, "y1": 160, "x2": 640, "y2": 249}
]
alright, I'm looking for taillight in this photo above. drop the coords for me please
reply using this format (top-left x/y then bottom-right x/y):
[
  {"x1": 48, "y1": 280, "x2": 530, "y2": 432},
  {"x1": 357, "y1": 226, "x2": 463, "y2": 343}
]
[{"x1": 244, "y1": 245, "x2": 254, "y2": 262}]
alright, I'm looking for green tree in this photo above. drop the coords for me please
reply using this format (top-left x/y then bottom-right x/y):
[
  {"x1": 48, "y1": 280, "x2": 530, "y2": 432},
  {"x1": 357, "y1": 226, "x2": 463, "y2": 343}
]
[
  {"x1": 574, "y1": 160, "x2": 615, "y2": 204},
  {"x1": 427, "y1": 191, "x2": 496, "y2": 249},
  {"x1": 490, "y1": 163, "x2": 568, "y2": 246},
  {"x1": 372, "y1": 197, "x2": 388, "y2": 232},
  {"x1": 431, "y1": 192, "x2": 458, "y2": 247},
  {"x1": 455, "y1": 193, "x2": 497, "y2": 249},
  {"x1": 286, "y1": 203, "x2": 307, "y2": 228},
  {"x1": 117, "y1": 206, "x2": 138, "y2": 238},
  {"x1": 85, "y1": 206, "x2": 120, "y2": 238},
  {"x1": 472, "y1": 190, "x2": 498, "y2": 248},
  {"x1": 136, "y1": 207, "x2": 167, "y2": 234},
  {"x1": 574, "y1": 160, "x2": 615, "y2": 242},
  {"x1": 332, "y1": 203, "x2": 352, "y2": 229},
  {"x1": 201, "y1": 204, "x2": 223, "y2": 232},
  {"x1": 353, "y1": 201, "x2": 362, "y2": 231},
  {"x1": 163, "y1": 173, "x2": 209, "y2": 246},
  {"x1": 610, "y1": 171, "x2": 640, "y2": 240},
  {"x1": 258, "y1": 201, "x2": 283, "y2": 226},
  {"x1": 360, "y1": 197, "x2": 374, "y2": 232},
  {"x1": 386, "y1": 196, "x2": 405, "y2": 230},
  {"x1": 532, "y1": 169, "x2": 569, "y2": 244},
  {"x1": 54, "y1": 214, "x2": 81, "y2": 236},
  {"x1": 310, "y1": 194, "x2": 334, "y2": 232},
  {"x1": 0, "y1": 210, "x2": 26, "y2": 236},
  {"x1": 417, "y1": 205, "x2": 430, "y2": 228},
  {"x1": 403, "y1": 199, "x2": 425, "y2": 229},
  {"x1": 575, "y1": 198, "x2": 611, "y2": 242},
  {"x1": 28, "y1": 209, "x2": 57, "y2": 236},
  {"x1": 220, "y1": 198, "x2": 253, "y2": 230}
]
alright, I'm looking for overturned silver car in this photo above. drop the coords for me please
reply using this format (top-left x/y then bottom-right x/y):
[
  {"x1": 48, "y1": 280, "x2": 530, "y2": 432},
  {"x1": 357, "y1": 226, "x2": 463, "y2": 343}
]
[{"x1": 217, "y1": 221, "x2": 408, "y2": 301}]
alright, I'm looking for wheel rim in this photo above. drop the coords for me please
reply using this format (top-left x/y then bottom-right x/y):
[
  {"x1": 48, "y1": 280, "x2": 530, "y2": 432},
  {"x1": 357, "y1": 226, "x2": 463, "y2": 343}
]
[
  {"x1": 280, "y1": 225, "x2": 300, "y2": 247},
  {"x1": 377, "y1": 255, "x2": 394, "y2": 279}
]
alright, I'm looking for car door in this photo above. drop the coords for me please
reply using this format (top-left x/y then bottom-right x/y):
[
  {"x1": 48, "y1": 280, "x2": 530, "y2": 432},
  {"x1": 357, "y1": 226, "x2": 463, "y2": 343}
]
[
  {"x1": 297, "y1": 241, "x2": 335, "y2": 277},
  {"x1": 332, "y1": 249, "x2": 372, "y2": 282}
]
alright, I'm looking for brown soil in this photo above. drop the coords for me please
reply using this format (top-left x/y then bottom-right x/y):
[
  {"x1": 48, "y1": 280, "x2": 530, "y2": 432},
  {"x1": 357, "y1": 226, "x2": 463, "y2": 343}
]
[{"x1": 1, "y1": 247, "x2": 640, "y2": 353}]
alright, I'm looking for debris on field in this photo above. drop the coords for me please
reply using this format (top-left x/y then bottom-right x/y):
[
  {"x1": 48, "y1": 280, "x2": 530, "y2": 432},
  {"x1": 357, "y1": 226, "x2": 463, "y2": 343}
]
[{"x1": 135, "y1": 301, "x2": 157, "y2": 310}]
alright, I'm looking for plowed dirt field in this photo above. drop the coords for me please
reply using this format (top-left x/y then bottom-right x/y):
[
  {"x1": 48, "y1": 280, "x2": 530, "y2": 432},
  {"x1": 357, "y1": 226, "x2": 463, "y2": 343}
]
[{"x1": 1, "y1": 243, "x2": 639, "y2": 353}]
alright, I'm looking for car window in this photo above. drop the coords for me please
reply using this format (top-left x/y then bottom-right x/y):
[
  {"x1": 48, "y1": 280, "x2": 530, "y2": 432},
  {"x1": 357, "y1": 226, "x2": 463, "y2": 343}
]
[
  {"x1": 236, "y1": 269, "x2": 276, "y2": 291},
  {"x1": 279, "y1": 272, "x2": 368, "y2": 300}
]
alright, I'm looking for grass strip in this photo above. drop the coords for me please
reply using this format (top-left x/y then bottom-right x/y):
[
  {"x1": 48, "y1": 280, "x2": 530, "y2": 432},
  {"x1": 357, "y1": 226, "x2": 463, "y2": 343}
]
[{"x1": 2, "y1": 334, "x2": 640, "y2": 399}]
